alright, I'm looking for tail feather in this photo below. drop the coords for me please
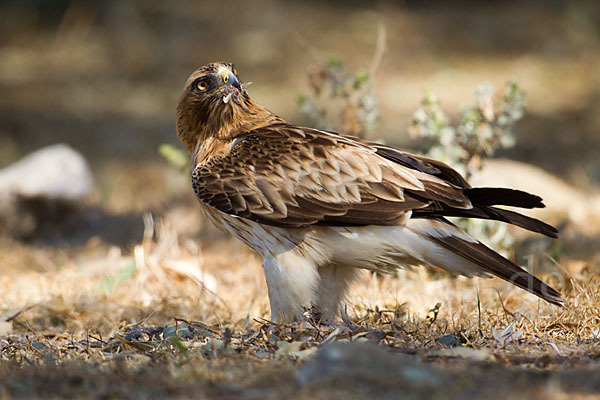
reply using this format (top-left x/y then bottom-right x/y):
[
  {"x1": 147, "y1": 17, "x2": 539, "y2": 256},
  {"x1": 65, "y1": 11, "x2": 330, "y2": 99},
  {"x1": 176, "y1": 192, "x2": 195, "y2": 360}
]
[
  {"x1": 464, "y1": 187, "x2": 545, "y2": 209},
  {"x1": 488, "y1": 207, "x2": 558, "y2": 238},
  {"x1": 412, "y1": 206, "x2": 558, "y2": 238}
]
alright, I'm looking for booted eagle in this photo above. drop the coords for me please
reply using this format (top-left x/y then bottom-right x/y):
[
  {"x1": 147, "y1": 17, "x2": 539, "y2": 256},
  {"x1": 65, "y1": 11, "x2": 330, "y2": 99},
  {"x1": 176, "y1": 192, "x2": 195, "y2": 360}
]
[{"x1": 176, "y1": 62, "x2": 562, "y2": 323}]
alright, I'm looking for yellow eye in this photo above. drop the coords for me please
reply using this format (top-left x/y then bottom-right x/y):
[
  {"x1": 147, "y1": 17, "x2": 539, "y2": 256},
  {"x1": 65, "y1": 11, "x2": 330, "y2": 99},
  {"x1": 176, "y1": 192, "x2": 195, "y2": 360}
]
[{"x1": 197, "y1": 81, "x2": 207, "y2": 91}]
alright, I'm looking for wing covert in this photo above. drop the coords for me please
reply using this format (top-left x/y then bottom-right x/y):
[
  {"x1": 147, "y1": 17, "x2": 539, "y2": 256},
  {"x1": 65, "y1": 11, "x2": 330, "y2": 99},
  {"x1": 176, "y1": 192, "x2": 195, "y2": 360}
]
[{"x1": 191, "y1": 124, "x2": 471, "y2": 228}]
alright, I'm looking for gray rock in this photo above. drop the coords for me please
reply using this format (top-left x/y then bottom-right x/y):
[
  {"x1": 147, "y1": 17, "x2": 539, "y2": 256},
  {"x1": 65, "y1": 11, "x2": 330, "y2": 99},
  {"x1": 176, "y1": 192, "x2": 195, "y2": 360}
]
[
  {"x1": 0, "y1": 144, "x2": 94, "y2": 238},
  {"x1": 297, "y1": 341, "x2": 447, "y2": 389},
  {"x1": 0, "y1": 143, "x2": 93, "y2": 202}
]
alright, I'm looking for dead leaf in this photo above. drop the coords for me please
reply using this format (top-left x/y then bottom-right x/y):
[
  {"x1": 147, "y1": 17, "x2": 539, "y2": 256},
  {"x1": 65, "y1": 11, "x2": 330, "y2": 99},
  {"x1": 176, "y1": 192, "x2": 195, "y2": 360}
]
[
  {"x1": 432, "y1": 347, "x2": 495, "y2": 362},
  {"x1": 491, "y1": 323, "x2": 524, "y2": 347}
]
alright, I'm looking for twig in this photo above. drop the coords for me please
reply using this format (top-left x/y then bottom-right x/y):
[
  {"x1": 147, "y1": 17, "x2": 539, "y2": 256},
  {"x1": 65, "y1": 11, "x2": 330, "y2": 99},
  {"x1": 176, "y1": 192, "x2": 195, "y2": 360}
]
[
  {"x1": 495, "y1": 289, "x2": 516, "y2": 320},
  {"x1": 369, "y1": 23, "x2": 387, "y2": 75}
]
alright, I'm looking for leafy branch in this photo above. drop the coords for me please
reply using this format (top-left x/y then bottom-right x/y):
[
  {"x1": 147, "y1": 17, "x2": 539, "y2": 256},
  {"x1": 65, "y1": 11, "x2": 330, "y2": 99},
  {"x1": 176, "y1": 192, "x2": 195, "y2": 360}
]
[
  {"x1": 296, "y1": 56, "x2": 379, "y2": 139},
  {"x1": 409, "y1": 80, "x2": 526, "y2": 252},
  {"x1": 409, "y1": 80, "x2": 524, "y2": 180}
]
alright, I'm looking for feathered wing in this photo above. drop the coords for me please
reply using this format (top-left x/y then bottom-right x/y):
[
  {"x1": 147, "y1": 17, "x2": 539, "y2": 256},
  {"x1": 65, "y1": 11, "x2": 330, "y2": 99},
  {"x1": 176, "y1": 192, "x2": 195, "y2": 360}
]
[
  {"x1": 191, "y1": 123, "x2": 473, "y2": 228},
  {"x1": 359, "y1": 139, "x2": 558, "y2": 238},
  {"x1": 192, "y1": 123, "x2": 562, "y2": 305}
]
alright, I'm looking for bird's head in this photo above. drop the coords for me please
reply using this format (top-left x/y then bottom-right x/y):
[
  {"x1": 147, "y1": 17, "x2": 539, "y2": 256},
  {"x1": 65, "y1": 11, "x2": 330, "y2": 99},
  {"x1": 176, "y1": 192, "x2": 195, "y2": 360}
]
[{"x1": 177, "y1": 62, "x2": 265, "y2": 154}]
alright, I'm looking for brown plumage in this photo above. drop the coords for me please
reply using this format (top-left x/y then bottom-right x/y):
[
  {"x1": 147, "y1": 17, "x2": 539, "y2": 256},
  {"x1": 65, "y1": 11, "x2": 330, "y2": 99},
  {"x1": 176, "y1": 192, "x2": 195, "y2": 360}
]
[{"x1": 176, "y1": 62, "x2": 562, "y2": 323}]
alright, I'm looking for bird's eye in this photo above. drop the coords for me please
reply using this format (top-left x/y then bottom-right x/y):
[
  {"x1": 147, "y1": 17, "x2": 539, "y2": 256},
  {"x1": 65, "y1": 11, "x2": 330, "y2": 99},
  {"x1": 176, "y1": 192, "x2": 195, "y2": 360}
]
[
  {"x1": 196, "y1": 80, "x2": 208, "y2": 91},
  {"x1": 231, "y1": 66, "x2": 237, "y2": 76}
]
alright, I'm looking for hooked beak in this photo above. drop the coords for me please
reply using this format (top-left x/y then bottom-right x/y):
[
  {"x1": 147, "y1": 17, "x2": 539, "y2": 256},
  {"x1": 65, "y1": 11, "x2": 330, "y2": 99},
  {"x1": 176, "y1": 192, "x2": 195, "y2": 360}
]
[{"x1": 219, "y1": 68, "x2": 241, "y2": 90}]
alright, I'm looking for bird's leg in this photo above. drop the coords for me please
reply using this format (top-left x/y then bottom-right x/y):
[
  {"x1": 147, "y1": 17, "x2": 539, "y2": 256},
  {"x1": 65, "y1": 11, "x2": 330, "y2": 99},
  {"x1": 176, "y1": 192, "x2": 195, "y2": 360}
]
[
  {"x1": 315, "y1": 264, "x2": 359, "y2": 324},
  {"x1": 261, "y1": 252, "x2": 319, "y2": 323}
]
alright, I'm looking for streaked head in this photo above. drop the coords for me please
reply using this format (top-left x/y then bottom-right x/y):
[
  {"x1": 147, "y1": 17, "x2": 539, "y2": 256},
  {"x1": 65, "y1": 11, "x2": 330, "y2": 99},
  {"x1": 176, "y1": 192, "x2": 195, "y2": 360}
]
[
  {"x1": 184, "y1": 62, "x2": 242, "y2": 103},
  {"x1": 176, "y1": 62, "x2": 251, "y2": 153}
]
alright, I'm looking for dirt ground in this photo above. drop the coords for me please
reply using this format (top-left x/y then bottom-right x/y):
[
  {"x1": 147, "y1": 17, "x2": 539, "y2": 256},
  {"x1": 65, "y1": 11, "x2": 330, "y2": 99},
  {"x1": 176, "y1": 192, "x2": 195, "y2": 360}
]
[
  {"x1": 1, "y1": 219, "x2": 599, "y2": 399},
  {"x1": 1, "y1": 1, "x2": 600, "y2": 399}
]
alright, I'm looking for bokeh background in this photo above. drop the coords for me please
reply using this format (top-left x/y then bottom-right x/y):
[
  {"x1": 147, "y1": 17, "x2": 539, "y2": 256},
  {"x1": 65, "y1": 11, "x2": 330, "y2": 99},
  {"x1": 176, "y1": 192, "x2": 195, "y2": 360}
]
[
  {"x1": 1, "y1": 3, "x2": 600, "y2": 397},
  {"x1": 1, "y1": 0, "x2": 599, "y2": 278}
]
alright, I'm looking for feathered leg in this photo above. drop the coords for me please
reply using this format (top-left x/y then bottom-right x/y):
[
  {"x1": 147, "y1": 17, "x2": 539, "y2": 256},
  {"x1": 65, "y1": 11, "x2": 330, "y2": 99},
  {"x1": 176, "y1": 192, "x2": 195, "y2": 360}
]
[
  {"x1": 262, "y1": 250, "x2": 320, "y2": 323},
  {"x1": 315, "y1": 264, "x2": 359, "y2": 323}
]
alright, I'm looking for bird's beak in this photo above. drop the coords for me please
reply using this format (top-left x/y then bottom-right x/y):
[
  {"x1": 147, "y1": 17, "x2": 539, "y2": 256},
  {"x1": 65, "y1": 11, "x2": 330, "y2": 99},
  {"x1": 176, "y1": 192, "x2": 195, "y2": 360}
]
[{"x1": 220, "y1": 69, "x2": 241, "y2": 90}]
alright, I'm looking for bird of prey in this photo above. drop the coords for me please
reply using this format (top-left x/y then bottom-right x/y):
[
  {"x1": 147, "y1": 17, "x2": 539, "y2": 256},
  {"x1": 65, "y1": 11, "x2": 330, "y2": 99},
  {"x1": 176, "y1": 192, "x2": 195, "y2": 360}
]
[{"x1": 176, "y1": 62, "x2": 563, "y2": 323}]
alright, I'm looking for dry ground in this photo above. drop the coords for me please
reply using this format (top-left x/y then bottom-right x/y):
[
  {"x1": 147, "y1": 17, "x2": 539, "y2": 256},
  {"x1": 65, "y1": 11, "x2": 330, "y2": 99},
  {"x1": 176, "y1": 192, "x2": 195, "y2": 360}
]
[
  {"x1": 1, "y1": 205, "x2": 600, "y2": 399},
  {"x1": 1, "y1": 1, "x2": 600, "y2": 398}
]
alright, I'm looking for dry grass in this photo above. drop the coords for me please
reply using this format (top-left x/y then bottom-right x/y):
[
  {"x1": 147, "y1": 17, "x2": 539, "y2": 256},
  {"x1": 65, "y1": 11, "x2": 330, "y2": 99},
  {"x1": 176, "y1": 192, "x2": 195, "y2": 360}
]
[
  {"x1": 1, "y1": 2, "x2": 599, "y2": 397},
  {"x1": 1, "y1": 211, "x2": 600, "y2": 399}
]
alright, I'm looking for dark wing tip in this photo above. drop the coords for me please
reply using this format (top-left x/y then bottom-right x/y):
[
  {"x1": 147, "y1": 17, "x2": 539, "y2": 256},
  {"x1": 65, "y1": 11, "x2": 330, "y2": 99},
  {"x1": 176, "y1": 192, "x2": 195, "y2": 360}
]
[
  {"x1": 427, "y1": 228, "x2": 564, "y2": 306},
  {"x1": 507, "y1": 270, "x2": 564, "y2": 306},
  {"x1": 465, "y1": 187, "x2": 546, "y2": 209},
  {"x1": 490, "y1": 207, "x2": 559, "y2": 238}
]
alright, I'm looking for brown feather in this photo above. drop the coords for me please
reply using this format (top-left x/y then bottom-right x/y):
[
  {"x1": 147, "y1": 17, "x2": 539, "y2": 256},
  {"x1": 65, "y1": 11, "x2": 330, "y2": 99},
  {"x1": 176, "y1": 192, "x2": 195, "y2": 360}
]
[
  {"x1": 422, "y1": 220, "x2": 563, "y2": 305},
  {"x1": 188, "y1": 124, "x2": 474, "y2": 228},
  {"x1": 176, "y1": 62, "x2": 562, "y2": 312}
]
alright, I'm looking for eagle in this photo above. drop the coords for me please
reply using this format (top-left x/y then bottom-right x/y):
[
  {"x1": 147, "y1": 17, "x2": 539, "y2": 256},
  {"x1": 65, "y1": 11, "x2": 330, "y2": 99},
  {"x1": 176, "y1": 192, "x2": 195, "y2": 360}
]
[{"x1": 176, "y1": 62, "x2": 563, "y2": 323}]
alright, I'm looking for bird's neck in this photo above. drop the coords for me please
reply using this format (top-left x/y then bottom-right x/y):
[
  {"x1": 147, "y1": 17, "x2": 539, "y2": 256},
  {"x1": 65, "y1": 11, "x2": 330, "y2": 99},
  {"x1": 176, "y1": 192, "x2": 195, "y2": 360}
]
[
  {"x1": 224, "y1": 98, "x2": 282, "y2": 139},
  {"x1": 177, "y1": 96, "x2": 282, "y2": 158}
]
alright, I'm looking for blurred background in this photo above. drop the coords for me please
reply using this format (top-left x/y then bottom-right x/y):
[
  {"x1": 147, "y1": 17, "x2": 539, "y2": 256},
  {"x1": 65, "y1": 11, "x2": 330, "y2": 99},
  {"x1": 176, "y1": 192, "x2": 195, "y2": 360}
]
[
  {"x1": 2, "y1": 4, "x2": 600, "y2": 393},
  {"x1": 0, "y1": 0, "x2": 599, "y2": 266}
]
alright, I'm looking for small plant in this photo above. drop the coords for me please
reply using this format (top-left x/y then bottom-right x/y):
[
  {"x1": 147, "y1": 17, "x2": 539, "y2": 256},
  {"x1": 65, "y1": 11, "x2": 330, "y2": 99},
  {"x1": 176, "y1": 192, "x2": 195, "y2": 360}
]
[
  {"x1": 409, "y1": 80, "x2": 523, "y2": 180},
  {"x1": 409, "y1": 80, "x2": 526, "y2": 252},
  {"x1": 296, "y1": 55, "x2": 378, "y2": 139},
  {"x1": 159, "y1": 143, "x2": 189, "y2": 172}
]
